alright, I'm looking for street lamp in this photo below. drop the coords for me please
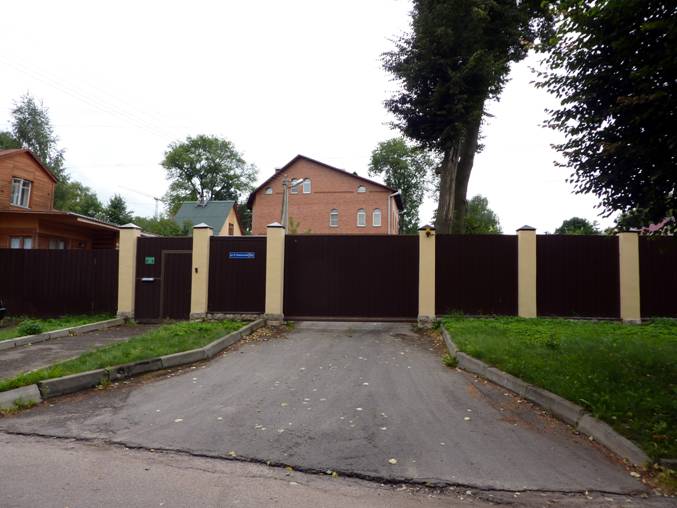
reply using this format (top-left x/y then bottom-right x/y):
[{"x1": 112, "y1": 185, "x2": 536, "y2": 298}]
[{"x1": 280, "y1": 175, "x2": 305, "y2": 230}]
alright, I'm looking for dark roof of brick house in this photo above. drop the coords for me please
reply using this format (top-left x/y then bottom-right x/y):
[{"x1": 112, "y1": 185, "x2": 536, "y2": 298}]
[{"x1": 246, "y1": 154, "x2": 404, "y2": 210}]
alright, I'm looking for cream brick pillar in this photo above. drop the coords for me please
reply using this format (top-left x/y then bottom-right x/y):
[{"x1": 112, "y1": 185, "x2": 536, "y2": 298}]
[
  {"x1": 264, "y1": 223, "x2": 286, "y2": 323},
  {"x1": 517, "y1": 226, "x2": 537, "y2": 318},
  {"x1": 417, "y1": 225, "x2": 436, "y2": 327},
  {"x1": 190, "y1": 223, "x2": 213, "y2": 320},
  {"x1": 117, "y1": 223, "x2": 141, "y2": 319},
  {"x1": 618, "y1": 231, "x2": 641, "y2": 323}
]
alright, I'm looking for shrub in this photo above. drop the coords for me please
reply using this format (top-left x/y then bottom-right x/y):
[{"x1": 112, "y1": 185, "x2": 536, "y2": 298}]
[
  {"x1": 442, "y1": 353, "x2": 458, "y2": 368},
  {"x1": 17, "y1": 320, "x2": 44, "y2": 336}
]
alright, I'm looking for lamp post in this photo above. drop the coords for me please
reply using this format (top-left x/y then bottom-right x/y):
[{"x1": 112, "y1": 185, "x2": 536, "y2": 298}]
[{"x1": 280, "y1": 175, "x2": 305, "y2": 230}]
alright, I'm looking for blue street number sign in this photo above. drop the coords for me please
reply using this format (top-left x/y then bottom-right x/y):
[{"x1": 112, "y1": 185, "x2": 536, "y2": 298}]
[{"x1": 229, "y1": 251, "x2": 255, "y2": 260}]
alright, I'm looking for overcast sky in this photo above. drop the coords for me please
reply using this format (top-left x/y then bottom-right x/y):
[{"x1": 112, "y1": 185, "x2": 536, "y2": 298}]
[{"x1": 0, "y1": 0, "x2": 613, "y2": 233}]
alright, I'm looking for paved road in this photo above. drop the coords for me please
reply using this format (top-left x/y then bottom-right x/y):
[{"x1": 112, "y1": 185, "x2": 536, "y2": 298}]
[
  {"x1": 0, "y1": 324, "x2": 156, "y2": 378},
  {"x1": 0, "y1": 322, "x2": 644, "y2": 494},
  {"x1": 3, "y1": 433, "x2": 673, "y2": 508}
]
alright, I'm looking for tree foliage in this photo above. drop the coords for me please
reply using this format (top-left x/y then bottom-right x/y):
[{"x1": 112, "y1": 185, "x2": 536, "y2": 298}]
[
  {"x1": 102, "y1": 194, "x2": 134, "y2": 225},
  {"x1": 368, "y1": 137, "x2": 435, "y2": 233},
  {"x1": 384, "y1": 0, "x2": 551, "y2": 233},
  {"x1": 554, "y1": 217, "x2": 600, "y2": 235},
  {"x1": 536, "y1": 0, "x2": 676, "y2": 223},
  {"x1": 465, "y1": 195, "x2": 502, "y2": 234},
  {"x1": 133, "y1": 216, "x2": 192, "y2": 236},
  {"x1": 162, "y1": 135, "x2": 257, "y2": 215},
  {"x1": 58, "y1": 181, "x2": 104, "y2": 218}
]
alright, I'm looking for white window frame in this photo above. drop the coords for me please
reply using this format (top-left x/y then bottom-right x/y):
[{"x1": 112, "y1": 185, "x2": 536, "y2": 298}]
[
  {"x1": 10, "y1": 236, "x2": 32, "y2": 249},
  {"x1": 10, "y1": 177, "x2": 32, "y2": 208},
  {"x1": 290, "y1": 182, "x2": 299, "y2": 194},
  {"x1": 357, "y1": 185, "x2": 366, "y2": 193},
  {"x1": 357, "y1": 208, "x2": 366, "y2": 227},
  {"x1": 302, "y1": 179, "x2": 311, "y2": 194},
  {"x1": 329, "y1": 209, "x2": 339, "y2": 227},
  {"x1": 372, "y1": 208, "x2": 382, "y2": 227},
  {"x1": 265, "y1": 187, "x2": 273, "y2": 195}
]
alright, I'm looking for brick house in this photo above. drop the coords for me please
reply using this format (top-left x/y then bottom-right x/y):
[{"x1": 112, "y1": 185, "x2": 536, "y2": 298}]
[
  {"x1": 247, "y1": 155, "x2": 403, "y2": 235},
  {"x1": 0, "y1": 149, "x2": 119, "y2": 249}
]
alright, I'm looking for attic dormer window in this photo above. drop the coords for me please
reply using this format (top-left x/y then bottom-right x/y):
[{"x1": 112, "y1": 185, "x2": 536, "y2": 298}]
[
  {"x1": 357, "y1": 185, "x2": 366, "y2": 193},
  {"x1": 10, "y1": 177, "x2": 31, "y2": 208}
]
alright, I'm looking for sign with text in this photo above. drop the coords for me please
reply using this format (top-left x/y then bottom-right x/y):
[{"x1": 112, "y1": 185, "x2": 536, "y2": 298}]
[{"x1": 229, "y1": 251, "x2": 255, "y2": 260}]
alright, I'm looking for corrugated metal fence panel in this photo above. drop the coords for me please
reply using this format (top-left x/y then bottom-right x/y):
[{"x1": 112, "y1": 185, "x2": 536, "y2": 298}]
[
  {"x1": 134, "y1": 237, "x2": 192, "y2": 320},
  {"x1": 0, "y1": 249, "x2": 118, "y2": 317},
  {"x1": 537, "y1": 235, "x2": 620, "y2": 318},
  {"x1": 435, "y1": 235, "x2": 518, "y2": 316},
  {"x1": 284, "y1": 235, "x2": 419, "y2": 319},
  {"x1": 639, "y1": 236, "x2": 677, "y2": 317},
  {"x1": 208, "y1": 236, "x2": 266, "y2": 313}
]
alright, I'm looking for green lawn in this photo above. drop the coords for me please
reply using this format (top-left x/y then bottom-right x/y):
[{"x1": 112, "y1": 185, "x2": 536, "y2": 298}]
[
  {"x1": 442, "y1": 316, "x2": 677, "y2": 460},
  {"x1": 0, "y1": 314, "x2": 114, "y2": 342},
  {"x1": 0, "y1": 320, "x2": 244, "y2": 393}
]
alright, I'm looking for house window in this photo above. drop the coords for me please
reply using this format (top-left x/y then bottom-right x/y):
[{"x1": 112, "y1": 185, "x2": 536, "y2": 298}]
[
  {"x1": 373, "y1": 208, "x2": 382, "y2": 227},
  {"x1": 228, "y1": 223, "x2": 234, "y2": 236},
  {"x1": 302, "y1": 179, "x2": 311, "y2": 194},
  {"x1": 290, "y1": 181, "x2": 298, "y2": 194},
  {"x1": 357, "y1": 185, "x2": 366, "y2": 193},
  {"x1": 329, "y1": 209, "x2": 339, "y2": 227},
  {"x1": 10, "y1": 236, "x2": 32, "y2": 249},
  {"x1": 357, "y1": 208, "x2": 366, "y2": 227},
  {"x1": 48, "y1": 238, "x2": 66, "y2": 250},
  {"x1": 10, "y1": 177, "x2": 32, "y2": 208},
  {"x1": 265, "y1": 187, "x2": 273, "y2": 195}
]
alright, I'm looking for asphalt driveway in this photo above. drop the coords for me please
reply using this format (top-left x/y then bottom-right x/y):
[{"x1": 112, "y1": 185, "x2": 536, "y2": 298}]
[{"x1": 0, "y1": 321, "x2": 642, "y2": 493}]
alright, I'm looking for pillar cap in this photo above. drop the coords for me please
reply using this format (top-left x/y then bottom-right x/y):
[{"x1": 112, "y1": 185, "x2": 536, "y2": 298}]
[
  {"x1": 418, "y1": 224, "x2": 435, "y2": 231},
  {"x1": 193, "y1": 223, "x2": 213, "y2": 229},
  {"x1": 516, "y1": 225, "x2": 536, "y2": 232},
  {"x1": 120, "y1": 223, "x2": 141, "y2": 229},
  {"x1": 618, "y1": 228, "x2": 640, "y2": 234},
  {"x1": 267, "y1": 222, "x2": 285, "y2": 229}
]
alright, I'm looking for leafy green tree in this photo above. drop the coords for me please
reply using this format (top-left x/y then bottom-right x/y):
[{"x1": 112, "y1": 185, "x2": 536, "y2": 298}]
[
  {"x1": 0, "y1": 131, "x2": 20, "y2": 149},
  {"x1": 384, "y1": 0, "x2": 551, "y2": 233},
  {"x1": 536, "y1": 0, "x2": 676, "y2": 224},
  {"x1": 161, "y1": 135, "x2": 257, "y2": 215},
  {"x1": 103, "y1": 194, "x2": 134, "y2": 225},
  {"x1": 554, "y1": 217, "x2": 600, "y2": 235},
  {"x1": 58, "y1": 182, "x2": 104, "y2": 218},
  {"x1": 465, "y1": 195, "x2": 502, "y2": 234},
  {"x1": 368, "y1": 137, "x2": 435, "y2": 234},
  {"x1": 9, "y1": 94, "x2": 66, "y2": 180},
  {"x1": 133, "y1": 216, "x2": 192, "y2": 236}
]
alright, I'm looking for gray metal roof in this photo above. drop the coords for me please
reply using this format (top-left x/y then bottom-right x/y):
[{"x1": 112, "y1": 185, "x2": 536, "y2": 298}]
[{"x1": 174, "y1": 200, "x2": 235, "y2": 232}]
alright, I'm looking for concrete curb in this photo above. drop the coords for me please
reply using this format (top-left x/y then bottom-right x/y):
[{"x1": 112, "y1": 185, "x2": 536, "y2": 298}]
[
  {"x1": 440, "y1": 327, "x2": 650, "y2": 467},
  {"x1": 0, "y1": 384, "x2": 42, "y2": 410},
  {"x1": 0, "y1": 318, "x2": 125, "y2": 352},
  {"x1": 3, "y1": 319, "x2": 266, "y2": 405}
]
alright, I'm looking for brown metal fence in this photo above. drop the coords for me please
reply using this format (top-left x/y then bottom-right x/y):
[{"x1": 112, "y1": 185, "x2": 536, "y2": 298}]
[
  {"x1": 639, "y1": 237, "x2": 677, "y2": 318},
  {"x1": 284, "y1": 235, "x2": 419, "y2": 319},
  {"x1": 435, "y1": 235, "x2": 518, "y2": 316},
  {"x1": 0, "y1": 249, "x2": 118, "y2": 317},
  {"x1": 134, "y1": 237, "x2": 192, "y2": 321},
  {"x1": 208, "y1": 236, "x2": 266, "y2": 314},
  {"x1": 537, "y1": 235, "x2": 620, "y2": 318}
]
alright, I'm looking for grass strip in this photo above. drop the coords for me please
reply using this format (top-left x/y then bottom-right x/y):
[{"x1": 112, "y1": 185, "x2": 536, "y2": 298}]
[
  {"x1": 0, "y1": 314, "x2": 114, "y2": 342},
  {"x1": 0, "y1": 320, "x2": 244, "y2": 393},
  {"x1": 442, "y1": 316, "x2": 677, "y2": 460}
]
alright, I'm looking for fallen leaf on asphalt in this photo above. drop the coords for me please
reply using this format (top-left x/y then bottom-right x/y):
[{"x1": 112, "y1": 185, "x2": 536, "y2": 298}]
[
  {"x1": 228, "y1": 451, "x2": 237, "y2": 457},
  {"x1": 217, "y1": 417, "x2": 223, "y2": 421},
  {"x1": 380, "y1": 427, "x2": 387, "y2": 431},
  {"x1": 356, "y1": 407, "x2": 363, "y2": 411},
  {"x1": 174, "y1": 418, "x2": 183, "y2": 423},
  {"x1": 464, "y1": 417, "x2": 471, "y2": 421},
  {"x1": 362, "y1": 382, "x2": 369, "y2": 386},
  {"x1": 281, "y1": 402, "x2": 288, "y2": 407},
  {"x1": 630, "y1": 472, "x2": 640, "y2": 478},
  {"x1": 388, "y1": 458, "x2": 398, "y2": 465}
]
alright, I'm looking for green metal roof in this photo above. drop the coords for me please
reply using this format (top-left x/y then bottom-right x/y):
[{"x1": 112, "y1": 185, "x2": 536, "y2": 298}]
[{"x1": 174, "y1": 200, "x2": 235, "y2": 233}]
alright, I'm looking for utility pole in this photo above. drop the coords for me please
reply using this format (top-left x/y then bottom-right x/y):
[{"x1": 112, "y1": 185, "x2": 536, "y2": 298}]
[{"x1": 280, "y1": 176, "x2": 305, "y2": 230}]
